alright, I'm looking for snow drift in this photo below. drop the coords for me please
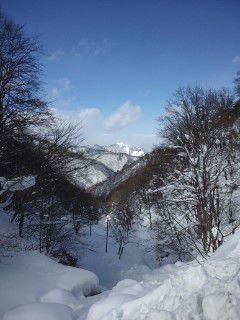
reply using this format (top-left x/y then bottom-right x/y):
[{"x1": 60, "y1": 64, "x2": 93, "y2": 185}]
[
  {"x1": 86, "y1": 230, "x2": 240, "y2": 320},
  {"x1": 0, "y1": 251, "x2": 99, "y2": 318}
]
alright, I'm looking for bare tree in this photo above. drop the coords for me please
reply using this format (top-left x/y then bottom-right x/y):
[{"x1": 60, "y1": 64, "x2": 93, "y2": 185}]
[
  {"x1": 0, "y1": 10, "x2": 50, "y2": 173},
  {"x1": 234, "y1": 71, "x2": 240, "y2": 98},
  {"x1": 157, "y1": 87, "x2": 239, "y2": 257},
  {"x1": 110, "y1": 196, "x2": 136, "y2": 259}
]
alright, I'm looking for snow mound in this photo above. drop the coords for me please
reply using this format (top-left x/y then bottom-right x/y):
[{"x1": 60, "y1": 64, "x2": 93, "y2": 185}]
[
  {"x1": 3, "y1": 302, "x2": 74, "y2": 320},
  {"x1": 38, "y1": 288, "x2": 78, "y2": 307},
  {"x1": 86, "y1": 230, "x2": 240, "y2": 320},
  {"x1": 87, "y1": 294, "x2": 136, "y2": 320},
  {"x1": 0, "y1": 251, "x2": 99, "y2": 317},
  {"x1": 110, "y1": 279, "x2": 144, "y2": 297}
]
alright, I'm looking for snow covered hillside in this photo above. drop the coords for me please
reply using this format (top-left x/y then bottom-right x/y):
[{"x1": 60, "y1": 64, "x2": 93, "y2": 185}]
[
  {"x1": 74, "y1": 142, "x2": 145, "y2": 189},
  {"x1": 93, "y1": 156, "x2": 147, "y2": 197}
]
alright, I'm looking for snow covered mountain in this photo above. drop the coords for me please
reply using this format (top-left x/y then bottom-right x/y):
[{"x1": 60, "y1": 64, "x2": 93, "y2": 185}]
[
  {"x1": 83, "y1": 142, "x2": 145, "y2": 158},
  {"x1": 105, "y1": 142, "x2": 145, "y2": 157},
  {"x1": 73, "y1": 143, "x2": 145, "y2": 189},
  {"x1": 92, "y1": 156, "x2": 147, "y2": 197}
]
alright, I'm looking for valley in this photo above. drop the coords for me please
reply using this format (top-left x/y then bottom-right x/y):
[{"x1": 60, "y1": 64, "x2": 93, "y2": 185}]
[{"x1": 1, "y1": 2, "x2": 240, "y2": 320}]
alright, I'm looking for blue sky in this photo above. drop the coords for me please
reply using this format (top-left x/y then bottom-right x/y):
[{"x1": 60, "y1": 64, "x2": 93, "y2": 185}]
[{"x1": 1, "y1": 0, "x2": 240, "y2": 150}]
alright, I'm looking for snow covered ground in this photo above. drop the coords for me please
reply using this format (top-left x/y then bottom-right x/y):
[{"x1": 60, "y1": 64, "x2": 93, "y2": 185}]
[
  {"x1": 0, "y1": 251, "x2": 99, "y2": 319},
  {"x1": 78, "y1": 217, "x2": 155, "y2": 289},
  {"x1": 2, "y1": 210, "x2": 240, "y2": 319},
  {"x1": 0, "y1": 211, "x2": 99, "y2": 319},
  {"x1": 86, "y1": 230, "x2": 240, "y2": 320}
]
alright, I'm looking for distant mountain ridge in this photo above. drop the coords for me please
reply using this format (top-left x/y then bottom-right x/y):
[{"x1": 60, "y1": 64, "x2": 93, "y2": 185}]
[
  {"x1": 104, "y1": 142, "x2": 145, "y2": 157},
  {"x1": 72, "y1": 142, "x2": 145, "y2": 189},
  {"x1": 83, "y1": 142, "x2": 145, "y2": 157}
]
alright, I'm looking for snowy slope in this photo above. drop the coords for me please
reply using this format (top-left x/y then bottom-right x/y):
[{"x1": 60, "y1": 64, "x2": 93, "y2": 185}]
[
  {"x1": 74, "y1": 143, "x2": 145, "y2": 189},
  {"x1": 93, "y1": 156, "x2": 147, "y2": 197},
  {"x1": 2, "y1": 208, "x2": 240, "y2": 319},
  {"x1": 0, "y1": 252, "x2": 99, "y2": 318},
  {"x1": 70, "y1": 158, "x2": 115, "y2": 189},
  {"x1": 86, "y1": 230, "x2": 240, "y2": 320},
  {"x1": 0, "y1": 211, "x2": 100, "y2": 319},
  {"x1": 78, "y1": 216, "x2": 155, "y2": 290}
]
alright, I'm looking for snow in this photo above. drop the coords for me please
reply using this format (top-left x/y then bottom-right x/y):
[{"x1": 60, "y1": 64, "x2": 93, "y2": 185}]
[
  {"x1": 85, "y1": 229, "x2": 240, "y2": 320},
  {"x1": 110, "y1": 279, "x2": 144, "y2": 297},
  {"x1": 38, "y1": 288, "x2": 78, "y2": 307},
  {"x1": 73, "y1": 143, "x2": 145, "y2": 189},
  {"x1": 2, "y1": 303, "x2": 74, "y2": 320},
  {"x1": 106, "y1": 142, "x2": 145, "y2": 157},
  {"x1": 2, "y1": 205, "x2": 240, "y2": 319},
  {"x1": 87, "y1": 293, "x2": 136, "y2": 320},
  {"x1": 78, "y1": 216, "x2": 155, "y2": 289},
  {"x1": 0, "y1": 250, "x2": 99, "y2": 317}
]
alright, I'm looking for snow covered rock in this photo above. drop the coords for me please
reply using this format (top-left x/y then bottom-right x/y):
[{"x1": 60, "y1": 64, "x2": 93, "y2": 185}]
[
  {"x1": 3, "y1": 303, "x2": 74, "y2": 320},
  {"x1": 87, "y1": 280, "x2": 144, "y2": 320},
  {"x1": 202, "y1": 293, "x2": 240, "y2": 320}
]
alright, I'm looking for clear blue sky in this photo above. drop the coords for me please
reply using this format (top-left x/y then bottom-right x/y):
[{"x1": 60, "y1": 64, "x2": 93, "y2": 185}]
[{"x1": 1, "y1": 0, "x2": 240, "y2": 149}]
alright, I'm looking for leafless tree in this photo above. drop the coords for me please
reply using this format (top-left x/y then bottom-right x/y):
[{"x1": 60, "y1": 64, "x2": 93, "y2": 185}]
[
  {"x1": 0, "y1": 10, "x2": 50, "y2": 170},
  {"x1": 110, "y1": 196, "x2": 136, "y2": 259},
  {"x1": 157, "y1": 87, "x2": 239, "y2": 257},
  {"x1": 234, "y1": 71, "x2": 240, "y2": 98}
]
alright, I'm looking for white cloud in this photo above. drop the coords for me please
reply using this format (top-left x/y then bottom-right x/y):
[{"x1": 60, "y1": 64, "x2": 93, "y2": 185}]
[
  {"x1": 51, "y1": 106, "x2": 102, "y2": 145},
  {"x1": 233, "y1": 56, "x2": 240, "y2": 63},
  {"x1": 48, "y1": 49, "x2": 65, "y2": 61},
  {"x1": 50, "y1": 78, "x2": 71, "y2": 97},
  {"x1": 78, "y1": 108, "x2": 101, "y2": 118},
  {"x1": 52, "y1": 107, "x2": 101, "y2": 127},
  {"x1": 104, "y1": 100, "x2": 142, "y2": 130},
  {"x1": 73, "y1": 38, "x2": 109, "y2": 58}
]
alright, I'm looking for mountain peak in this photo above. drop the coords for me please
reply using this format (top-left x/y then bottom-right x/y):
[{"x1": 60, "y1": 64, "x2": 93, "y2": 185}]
[
  {"x1": 115, "y1": 142, "x2": 128, "y2": 147},
  {"x1": 107, "y1": 142, "x2": 145, "y2": 157}
]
